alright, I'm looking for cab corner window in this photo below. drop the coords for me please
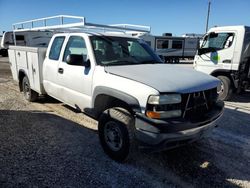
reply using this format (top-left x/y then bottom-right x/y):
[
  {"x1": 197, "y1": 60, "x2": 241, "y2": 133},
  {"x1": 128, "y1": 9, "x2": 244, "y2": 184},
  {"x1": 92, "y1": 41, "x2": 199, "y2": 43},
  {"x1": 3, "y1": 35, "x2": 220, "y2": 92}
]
[{"x1": 49, "y1": 36, "x2": 65, "y2": 60}]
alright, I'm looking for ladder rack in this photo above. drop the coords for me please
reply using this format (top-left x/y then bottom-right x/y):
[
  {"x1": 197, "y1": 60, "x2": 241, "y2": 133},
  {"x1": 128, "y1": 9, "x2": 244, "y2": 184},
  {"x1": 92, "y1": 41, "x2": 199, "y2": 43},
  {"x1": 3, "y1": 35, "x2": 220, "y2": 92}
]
[{"x1": 12, "y1": 15, "x2": 151, "y2": 33}]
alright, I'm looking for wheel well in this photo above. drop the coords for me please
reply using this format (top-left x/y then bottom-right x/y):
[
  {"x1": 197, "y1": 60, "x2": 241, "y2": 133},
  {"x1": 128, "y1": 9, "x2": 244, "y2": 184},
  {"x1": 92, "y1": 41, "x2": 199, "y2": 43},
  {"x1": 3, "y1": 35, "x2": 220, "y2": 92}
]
[
  {"x1": 94, "y1": 94, "x2": 133, "y2": 119},
  {"x1": 18, "y1": 71, "x2": 26, "y2": 91},
  {"x1": 211, "y1": 71, "x2": 236, "y2": 89},
  {"x1": 211, "y1": 71, "x2": 229, "y2": 77}
]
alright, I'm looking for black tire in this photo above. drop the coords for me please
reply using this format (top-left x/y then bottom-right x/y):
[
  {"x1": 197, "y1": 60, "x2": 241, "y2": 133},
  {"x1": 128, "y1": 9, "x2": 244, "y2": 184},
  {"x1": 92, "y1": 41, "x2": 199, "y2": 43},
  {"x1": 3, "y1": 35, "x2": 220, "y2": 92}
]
[
  {"x1": 164, "y1": 57, "x2": 169, "y2": 63},
  {"x1": 174, "y1": 58, "x2": 180, "y2": 63},
  {"x1": 217, "y1": 76, "x2": 233, "y2": 101},
  {"x1": 98, "y1": 107, "x2": 136, "y2": 162},
  {"x1": 22, "y1": 76, "x2": 38, "y2": 102},
  {"x1": 1, "y1": 49, "x2": 8, "y2": 57}
]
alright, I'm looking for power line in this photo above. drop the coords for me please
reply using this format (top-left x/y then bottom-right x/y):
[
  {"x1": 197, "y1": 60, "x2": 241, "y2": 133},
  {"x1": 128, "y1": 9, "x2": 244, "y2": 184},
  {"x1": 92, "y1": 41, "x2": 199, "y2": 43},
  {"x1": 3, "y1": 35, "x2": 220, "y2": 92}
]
[{"x1": 205, "y1": 0, "x2": 211, "y2": 32}]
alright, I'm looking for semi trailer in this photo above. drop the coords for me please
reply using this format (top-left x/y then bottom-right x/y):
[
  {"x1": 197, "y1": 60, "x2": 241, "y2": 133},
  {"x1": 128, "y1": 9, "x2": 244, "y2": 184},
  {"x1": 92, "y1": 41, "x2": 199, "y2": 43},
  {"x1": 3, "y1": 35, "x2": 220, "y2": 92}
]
[{"x1": 133, "y1": 33, "x2": 201, "y2": 63}]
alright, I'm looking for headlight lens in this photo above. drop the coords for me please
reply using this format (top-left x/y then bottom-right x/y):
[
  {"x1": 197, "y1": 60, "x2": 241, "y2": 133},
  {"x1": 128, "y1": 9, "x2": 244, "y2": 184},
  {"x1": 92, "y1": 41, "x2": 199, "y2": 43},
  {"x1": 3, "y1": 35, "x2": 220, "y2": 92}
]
[
  {"x1": 148, "y1": 94, "x2": 181, "y2": 105},
  {"x1": 146, "y1": 94, "x2": 182, "y2": 119}
]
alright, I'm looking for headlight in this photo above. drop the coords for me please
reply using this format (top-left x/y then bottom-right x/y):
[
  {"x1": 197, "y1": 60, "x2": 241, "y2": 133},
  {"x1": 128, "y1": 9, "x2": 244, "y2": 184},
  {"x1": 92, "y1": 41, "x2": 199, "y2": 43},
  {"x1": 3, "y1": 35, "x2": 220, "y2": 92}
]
[
  {"x1": 146, "y1": 94, "x2": 182, "y2": 119},
  {"x1": 148, "y1": 94, "x2": 181, "y2": 105}
]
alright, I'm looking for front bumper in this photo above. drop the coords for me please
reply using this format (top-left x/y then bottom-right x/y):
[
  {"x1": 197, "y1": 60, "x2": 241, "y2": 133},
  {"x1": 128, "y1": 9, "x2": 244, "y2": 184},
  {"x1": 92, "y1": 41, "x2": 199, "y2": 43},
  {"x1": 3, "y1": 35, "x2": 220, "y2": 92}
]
[{"x1": 134, "y1": 101, "x2": 224, "y2": 152}]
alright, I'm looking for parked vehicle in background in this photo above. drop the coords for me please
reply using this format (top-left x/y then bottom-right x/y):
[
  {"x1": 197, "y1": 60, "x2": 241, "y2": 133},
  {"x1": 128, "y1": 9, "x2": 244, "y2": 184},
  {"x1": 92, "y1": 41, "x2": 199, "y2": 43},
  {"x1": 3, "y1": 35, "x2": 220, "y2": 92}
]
[
  {"x1": 194, "y1": 25, "x2": 250, "y2": 100},
  {"x1": 133, "y1": 32, "x2": 201, "y2": 63},
  {"x1": 6, "y1": 15, "x2": 224, "y2": 162},
  {"x1": 0, "y1": 35, "x2": 2, "y2": 55},
  {"x1": 1, "y1": 30, "x2": 53, "y2": 57},
  {"x1": 0, "y1": 34, "x2": 8, "y2": 57},
  {"x1": 1, "y1": 30, "x2": 53, "y2": 48}
]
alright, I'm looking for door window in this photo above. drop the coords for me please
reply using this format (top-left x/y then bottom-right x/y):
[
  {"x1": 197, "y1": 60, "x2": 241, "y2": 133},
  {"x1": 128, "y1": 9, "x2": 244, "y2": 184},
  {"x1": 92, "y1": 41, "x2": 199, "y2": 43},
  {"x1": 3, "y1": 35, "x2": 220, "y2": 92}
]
[
  {"x1": 63, "y1": 36, "x2": 88, "y2": 62},
  {"x1": 49, "y1": 36, "x2": 65, "y2": 60}
]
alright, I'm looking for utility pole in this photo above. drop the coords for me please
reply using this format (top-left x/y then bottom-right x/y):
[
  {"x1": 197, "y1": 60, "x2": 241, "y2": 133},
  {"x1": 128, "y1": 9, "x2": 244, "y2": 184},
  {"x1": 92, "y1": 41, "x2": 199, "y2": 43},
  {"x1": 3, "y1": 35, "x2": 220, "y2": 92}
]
[{"x1": 205, "y1": 0, "x2": 211, "y2": 32}]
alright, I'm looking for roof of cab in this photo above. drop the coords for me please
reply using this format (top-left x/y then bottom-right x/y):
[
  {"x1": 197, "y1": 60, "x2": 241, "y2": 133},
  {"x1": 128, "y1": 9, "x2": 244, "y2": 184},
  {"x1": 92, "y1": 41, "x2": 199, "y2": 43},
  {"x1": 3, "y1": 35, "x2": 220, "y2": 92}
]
[{"x1": 208, "y1": 25, "x2": 250, "y2": 32}]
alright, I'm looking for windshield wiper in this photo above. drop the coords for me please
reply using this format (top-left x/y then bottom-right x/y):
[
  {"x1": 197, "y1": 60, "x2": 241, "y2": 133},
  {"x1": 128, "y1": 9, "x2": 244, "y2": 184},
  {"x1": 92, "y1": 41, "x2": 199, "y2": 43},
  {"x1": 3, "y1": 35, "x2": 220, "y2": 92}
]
[
  {"x1": 104, "y1": 59, "x2": 162, "y2": 66},
  {"x1": 139, "y1": 60, "x2": 163, "y2": 64},
  {"x1": 104, "y1": 61, "x2": 136, "y2": 66}
]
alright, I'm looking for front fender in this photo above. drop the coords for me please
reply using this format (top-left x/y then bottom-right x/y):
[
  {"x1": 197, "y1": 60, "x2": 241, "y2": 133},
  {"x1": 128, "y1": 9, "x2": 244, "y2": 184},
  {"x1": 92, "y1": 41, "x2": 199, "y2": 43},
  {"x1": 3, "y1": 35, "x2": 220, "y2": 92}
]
[{"x1": 93, "y1": 86, "x2": 141, "y2": 113}]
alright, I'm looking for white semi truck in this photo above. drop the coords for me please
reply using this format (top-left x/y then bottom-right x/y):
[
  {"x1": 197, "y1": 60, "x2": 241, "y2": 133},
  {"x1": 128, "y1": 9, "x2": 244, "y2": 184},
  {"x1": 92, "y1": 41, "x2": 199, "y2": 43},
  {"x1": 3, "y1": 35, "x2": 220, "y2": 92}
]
[
  {"x1": 194, "y1": 25, "x2": 250, "y2": 100},
  {"x1": 6, "y1": 15, "x2": 224, "y2": 162}
]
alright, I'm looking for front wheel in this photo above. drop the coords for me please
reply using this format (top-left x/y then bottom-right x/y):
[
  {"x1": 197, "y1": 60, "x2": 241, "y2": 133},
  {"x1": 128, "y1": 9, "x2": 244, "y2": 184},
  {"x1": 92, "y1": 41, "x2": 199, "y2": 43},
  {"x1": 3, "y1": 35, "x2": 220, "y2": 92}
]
[
  {"x1": 98, "y1": 107, "x2": 135, "y2": 162},
  {"x1": 217, "y1": 76, "x2": 233, "y2": 101},
  {"x1": 22, "y1": 76, "x2": 38, "y2": 102}
]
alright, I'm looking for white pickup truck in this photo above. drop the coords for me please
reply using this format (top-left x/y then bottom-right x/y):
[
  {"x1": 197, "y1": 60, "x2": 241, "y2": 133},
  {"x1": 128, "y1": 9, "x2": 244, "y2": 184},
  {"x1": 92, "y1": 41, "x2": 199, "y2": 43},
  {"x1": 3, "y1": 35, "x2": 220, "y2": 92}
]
[
  {"x1": 7, "y1": 16, "x2": 224, "y2": 162},
  {"x1": 0, "y1": 35, "x2": 8, "y2": 57}
]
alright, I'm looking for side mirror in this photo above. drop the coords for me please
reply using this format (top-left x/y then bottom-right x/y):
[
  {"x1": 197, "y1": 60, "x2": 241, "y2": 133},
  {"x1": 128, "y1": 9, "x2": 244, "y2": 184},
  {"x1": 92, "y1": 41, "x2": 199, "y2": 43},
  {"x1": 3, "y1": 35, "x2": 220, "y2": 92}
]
[
  {"x1": 66, "y1": 54, "x2": 90, "y2": 67},
  {"x1": 197, "y1": 47, "x2": 216, "y2": 55}
]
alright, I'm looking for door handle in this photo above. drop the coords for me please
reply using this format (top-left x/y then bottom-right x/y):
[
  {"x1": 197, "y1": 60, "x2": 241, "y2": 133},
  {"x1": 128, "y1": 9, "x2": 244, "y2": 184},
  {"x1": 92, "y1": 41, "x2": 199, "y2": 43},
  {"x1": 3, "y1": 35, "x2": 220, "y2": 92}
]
[
  {"x1": 32, "y1": 65, "x2": 36, "y2": 74},
  {"x1": 58, "y1": 68, "x2": 64, "y2": 74},
  {"x1": 222, "y1": 59, "x2": 231, "y2": 63}
]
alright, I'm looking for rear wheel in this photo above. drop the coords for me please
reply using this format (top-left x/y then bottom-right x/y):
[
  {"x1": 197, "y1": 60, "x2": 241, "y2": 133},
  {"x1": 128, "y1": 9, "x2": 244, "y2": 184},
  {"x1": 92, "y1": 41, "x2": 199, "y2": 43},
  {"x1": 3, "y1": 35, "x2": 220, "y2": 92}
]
[
  {"x1": 174, "y1": 58, "x2": 180, "y2": 63},
  {"x1": 22, "y1": 76, "x2": 38, "y2": 102},
  {"x1": 98, "y1": 107, "x2": 136, "y2": 162},
  {"x1": 217, "y1": 75, "x2": 233, "y2": 101},
  {"x1": 1, "y1": 49, "x2": 8, "y2": 57}
]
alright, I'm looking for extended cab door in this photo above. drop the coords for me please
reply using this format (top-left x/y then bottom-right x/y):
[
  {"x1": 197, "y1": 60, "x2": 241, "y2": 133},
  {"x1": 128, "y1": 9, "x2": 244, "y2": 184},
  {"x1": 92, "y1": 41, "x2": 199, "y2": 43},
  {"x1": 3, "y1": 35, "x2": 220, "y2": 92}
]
[
  {"x1": 56, "y1": 35, "x2": 94, "y2": 110},
  {"x1": 43, "y1": 35, "x2": 66, "y2": 97},
  {"x1": 194, "y1": 32, "x2": 236, "y2": 74}
]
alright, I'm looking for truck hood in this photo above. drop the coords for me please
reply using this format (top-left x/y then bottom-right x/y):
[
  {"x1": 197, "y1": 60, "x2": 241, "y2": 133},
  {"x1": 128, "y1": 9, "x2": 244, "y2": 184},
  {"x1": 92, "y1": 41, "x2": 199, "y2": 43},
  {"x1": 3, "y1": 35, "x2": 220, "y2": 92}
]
[{"x1": 104, "y1": 64, "x2": 219, "y2": 93}]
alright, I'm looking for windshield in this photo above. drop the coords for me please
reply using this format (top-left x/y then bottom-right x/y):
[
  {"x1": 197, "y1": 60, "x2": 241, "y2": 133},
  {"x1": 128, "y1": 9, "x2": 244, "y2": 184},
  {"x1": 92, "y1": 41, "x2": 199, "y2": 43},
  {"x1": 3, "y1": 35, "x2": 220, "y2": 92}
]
[
  {"x1": 90, "y1": 36, "x2": 162, "y2": 66},
  {"x1": 201, "y1": 32, "x2": 234, "y2": 50}
]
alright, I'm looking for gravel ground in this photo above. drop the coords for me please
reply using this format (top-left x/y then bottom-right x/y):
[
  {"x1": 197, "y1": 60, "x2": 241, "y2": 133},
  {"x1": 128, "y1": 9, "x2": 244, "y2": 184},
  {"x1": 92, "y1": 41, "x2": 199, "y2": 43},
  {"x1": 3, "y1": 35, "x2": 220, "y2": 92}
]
[{"x1": 0, "y1": 57, "x2": 250, "y2": 187}]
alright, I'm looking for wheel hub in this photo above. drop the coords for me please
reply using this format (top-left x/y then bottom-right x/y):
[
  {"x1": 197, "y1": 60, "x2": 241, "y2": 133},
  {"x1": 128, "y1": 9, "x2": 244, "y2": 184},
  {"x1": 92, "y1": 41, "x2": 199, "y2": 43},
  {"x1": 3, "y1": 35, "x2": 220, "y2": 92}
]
[
  {"x1": 24, "y1": 82, "x2": 30, "y2": 99},
  {"x1": 217, "y1": 81, "x2": 224, "y2": 95},
  {"x1": 104, "y1": 121, "x2": 123, "y2": 151}
]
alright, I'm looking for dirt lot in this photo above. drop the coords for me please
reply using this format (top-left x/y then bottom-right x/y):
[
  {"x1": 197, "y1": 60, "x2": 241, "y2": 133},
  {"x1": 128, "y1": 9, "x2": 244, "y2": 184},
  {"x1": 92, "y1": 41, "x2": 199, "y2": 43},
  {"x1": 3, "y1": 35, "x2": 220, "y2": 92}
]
[{"x1": 0, "y1": 57, "x2": 250, "y2": 187}]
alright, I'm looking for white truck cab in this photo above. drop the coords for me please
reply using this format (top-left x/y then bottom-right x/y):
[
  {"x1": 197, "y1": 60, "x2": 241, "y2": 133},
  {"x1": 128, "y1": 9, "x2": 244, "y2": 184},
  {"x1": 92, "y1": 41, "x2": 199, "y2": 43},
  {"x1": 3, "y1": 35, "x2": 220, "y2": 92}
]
[
  {"x1": 194, "y1": 25, "x2": 250, "y2": 100},
  {"x1": 7, "y1": 15, "x2": 224, "y2": 162}
]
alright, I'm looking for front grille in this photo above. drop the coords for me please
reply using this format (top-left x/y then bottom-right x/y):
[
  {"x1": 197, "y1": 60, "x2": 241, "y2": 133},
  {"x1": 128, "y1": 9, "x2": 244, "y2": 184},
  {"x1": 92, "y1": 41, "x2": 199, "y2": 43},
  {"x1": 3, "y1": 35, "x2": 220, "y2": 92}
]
[{"x1": 181, "y1": 88, "x2": 218, "y2": 121}]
